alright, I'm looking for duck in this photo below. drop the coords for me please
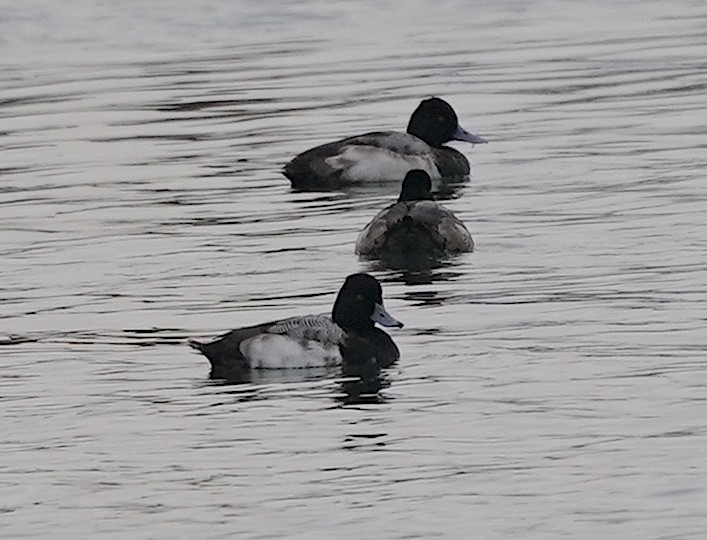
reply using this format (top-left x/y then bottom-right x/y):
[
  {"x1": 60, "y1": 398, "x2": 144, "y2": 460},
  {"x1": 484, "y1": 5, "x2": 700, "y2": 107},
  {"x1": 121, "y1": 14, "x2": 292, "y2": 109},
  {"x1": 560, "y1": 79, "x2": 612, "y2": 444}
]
[
  {"x1": 283, "y1": 97, "x2": 487, "y2": 190},
  {"x1": 189, "y1": 273, "x2": 403, "y2": 380},
  {"x1": 355, "y1": 169, "x2": 474, "y2": 259}
]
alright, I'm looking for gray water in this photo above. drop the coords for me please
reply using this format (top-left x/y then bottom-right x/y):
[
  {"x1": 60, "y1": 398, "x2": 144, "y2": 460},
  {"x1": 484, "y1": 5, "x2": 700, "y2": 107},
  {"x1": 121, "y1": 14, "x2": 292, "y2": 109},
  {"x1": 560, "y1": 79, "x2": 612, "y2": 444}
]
[{"x1": 2, "y1": 0, "x2": 707, "y2": 538}]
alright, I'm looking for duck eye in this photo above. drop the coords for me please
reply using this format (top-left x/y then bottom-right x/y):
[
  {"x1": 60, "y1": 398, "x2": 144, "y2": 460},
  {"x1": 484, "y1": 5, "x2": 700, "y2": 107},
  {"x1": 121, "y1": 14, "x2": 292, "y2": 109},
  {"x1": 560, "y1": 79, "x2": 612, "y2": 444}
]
[{"x1": 357, "y1": 294, "x2": 364, "y2": 301}]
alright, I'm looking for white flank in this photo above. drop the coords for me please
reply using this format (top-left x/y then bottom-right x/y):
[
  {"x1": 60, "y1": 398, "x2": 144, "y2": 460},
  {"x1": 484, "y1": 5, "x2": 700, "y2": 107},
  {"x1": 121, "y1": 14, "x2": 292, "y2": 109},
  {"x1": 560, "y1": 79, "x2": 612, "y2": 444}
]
[
  {"x1": 240, "y1": 333, "x2": 343, "y2": 369},
  {"x1": 326, "y1": 145, "x2": 441, "y2": 183}
]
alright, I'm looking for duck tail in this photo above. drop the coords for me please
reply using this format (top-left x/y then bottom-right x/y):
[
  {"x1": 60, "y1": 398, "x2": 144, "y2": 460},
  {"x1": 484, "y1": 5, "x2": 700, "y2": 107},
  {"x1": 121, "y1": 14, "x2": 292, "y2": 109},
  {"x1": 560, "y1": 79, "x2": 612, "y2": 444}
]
[
  {"x1": 189, "y1": 336, "x2": 250, "y2": 382},
  {"x1": 188, "y1": 339, "x2": 205, "y2": 352},
  {"x1": 188, "y1": 338, "x2": 221, "y2": 373}
]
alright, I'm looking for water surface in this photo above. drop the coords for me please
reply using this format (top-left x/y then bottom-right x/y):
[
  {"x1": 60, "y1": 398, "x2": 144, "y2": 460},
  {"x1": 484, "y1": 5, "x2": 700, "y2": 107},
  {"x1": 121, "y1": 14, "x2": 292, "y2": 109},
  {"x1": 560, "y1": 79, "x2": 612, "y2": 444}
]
[{"x1": 2, "y1": 0, "x2": 707, "y2": 538}]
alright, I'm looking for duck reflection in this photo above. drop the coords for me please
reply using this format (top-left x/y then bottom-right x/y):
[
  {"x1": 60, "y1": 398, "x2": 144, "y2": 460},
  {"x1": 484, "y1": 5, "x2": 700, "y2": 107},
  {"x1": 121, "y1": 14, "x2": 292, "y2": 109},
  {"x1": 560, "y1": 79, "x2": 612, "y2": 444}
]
[
  {"x1": 202, "y1": 364, "x2": 391, "y2": 405},
  {"x1": 363, "y1": 256, "x2": 465, "y2": 287},
  {"x1": 331, "y1": 176, "x2": 468, "y2": 201},
  {"x1": 339, "y1": 357, "x2": 392, "y2": 404}
]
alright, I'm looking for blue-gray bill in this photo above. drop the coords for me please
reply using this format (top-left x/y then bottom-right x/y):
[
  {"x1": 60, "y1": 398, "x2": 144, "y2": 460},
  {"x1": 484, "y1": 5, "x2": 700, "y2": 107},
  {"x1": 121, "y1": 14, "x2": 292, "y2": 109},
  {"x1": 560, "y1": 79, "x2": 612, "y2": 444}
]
[
  {"x1": 453, "y1": 124, "x2": 487, "y2": 145},
  {"x1": 371, "y1": 303, "x2": 404, "y2": 328}
]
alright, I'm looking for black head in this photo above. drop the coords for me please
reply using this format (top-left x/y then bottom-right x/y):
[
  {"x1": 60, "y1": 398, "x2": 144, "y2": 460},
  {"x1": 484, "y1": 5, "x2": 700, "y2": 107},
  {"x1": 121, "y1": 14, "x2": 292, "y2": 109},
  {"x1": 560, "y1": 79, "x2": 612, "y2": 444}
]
[
  {"x1": 406, "y1": 97, "x2": 460, "y2": 147},
  {"x1": 406, "y1": 97, "x2": 487, "y2": 148},
  {"x1": 398, "y1": 169, "x2": 433, "y2": 202},
  {"x1": 332, "y1": 273, "x2": 403, "y2": 333}
]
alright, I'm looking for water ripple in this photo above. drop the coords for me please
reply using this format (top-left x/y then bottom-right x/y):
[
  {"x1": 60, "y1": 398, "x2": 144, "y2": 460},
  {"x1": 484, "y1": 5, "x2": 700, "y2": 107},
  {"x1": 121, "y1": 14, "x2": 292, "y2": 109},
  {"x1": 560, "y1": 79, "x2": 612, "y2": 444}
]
[{"x1": 2, "y1": 0, "x2": 707, "y2": 538}]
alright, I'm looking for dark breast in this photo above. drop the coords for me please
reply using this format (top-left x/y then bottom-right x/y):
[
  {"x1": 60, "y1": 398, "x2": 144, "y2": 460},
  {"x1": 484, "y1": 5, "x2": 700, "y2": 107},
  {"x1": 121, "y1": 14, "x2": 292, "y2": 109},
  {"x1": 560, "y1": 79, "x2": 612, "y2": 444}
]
[
  {"x1": 432, "y1": 146, "x2": 471, "y2": 178},
  {"x1": 341, "y1": 329, "x2": 400, "y2": 369}
]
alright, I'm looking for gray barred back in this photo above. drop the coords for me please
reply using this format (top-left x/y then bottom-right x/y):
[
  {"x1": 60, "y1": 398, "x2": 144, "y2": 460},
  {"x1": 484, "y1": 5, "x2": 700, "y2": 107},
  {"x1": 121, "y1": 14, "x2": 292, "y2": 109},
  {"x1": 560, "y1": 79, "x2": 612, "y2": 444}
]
[{"x1": 268, "y1": 315, "x2": 347, "y2": 344}]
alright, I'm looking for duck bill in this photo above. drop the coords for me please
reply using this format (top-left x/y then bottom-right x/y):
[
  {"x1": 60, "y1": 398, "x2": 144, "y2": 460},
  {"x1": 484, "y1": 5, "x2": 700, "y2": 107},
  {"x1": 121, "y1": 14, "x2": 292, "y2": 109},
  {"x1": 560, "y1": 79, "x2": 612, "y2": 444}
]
[
  {"x1": 453, "y1": 124, "x2": 487, "y2": 144},
  {"x1": 371, "y1": 303, "x2": 404, "y2": 328}
]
